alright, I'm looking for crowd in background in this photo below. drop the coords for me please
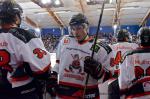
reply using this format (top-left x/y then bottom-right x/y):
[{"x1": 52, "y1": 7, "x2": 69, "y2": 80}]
[
  {"x1": 41, "y1": 34, "x2": 60, "y2": 52},
  {"x1": 41, "y1": 32, "x2": 138, "y2": 52}
]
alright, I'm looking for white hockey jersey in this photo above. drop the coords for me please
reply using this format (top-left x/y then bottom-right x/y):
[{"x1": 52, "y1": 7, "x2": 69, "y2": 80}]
[
  {"x1": 99, "y1": 42, "x2": 139, "y2": 99},
  {"x1": 53, "y1": 35, "x2": 112, "y2": 99},
  {"x1": 0, "y1": 28, "x2": 51, "y2": 94},
  {"x1": 109, "y1": 42, "x2": 139, "y2": 76},
  {"x1": 119, "y1": 47, "x2": 150, "y2": 99}
]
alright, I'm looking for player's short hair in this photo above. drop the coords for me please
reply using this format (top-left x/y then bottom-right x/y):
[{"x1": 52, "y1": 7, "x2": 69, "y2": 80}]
[
  {"x1": 0, "y1": 0, "x2": 23, "y2": 24},
  {"x1": 116, "y1": 29, "x2": 131, "y2": 42},
  {"x1": 137, "y1": 27, "x2": 150, "y2": 46}
]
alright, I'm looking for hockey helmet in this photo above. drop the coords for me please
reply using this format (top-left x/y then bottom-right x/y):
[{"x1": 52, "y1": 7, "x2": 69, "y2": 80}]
[
  {"x1": 137, "y1": 27, "x2": 150, "y2": 46},
  {"x1": 116, "y1": 29, "x2": 130, "y2": 42},
  {"x1": 69, "y1": 13, "x2": 89, "y2": 26},
  {"x1": 0, "y1": 0, "x2": 23, "y2": 24}
]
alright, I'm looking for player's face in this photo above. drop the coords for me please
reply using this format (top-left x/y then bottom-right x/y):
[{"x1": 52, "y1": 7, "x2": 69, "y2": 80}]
[{"x1": 71, "y1": 24, "x2": 88, "y2": 41}]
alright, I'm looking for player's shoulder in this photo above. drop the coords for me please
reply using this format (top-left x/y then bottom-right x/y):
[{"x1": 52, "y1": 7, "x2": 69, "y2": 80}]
[
  {"x1": 110, "y1": 42, "x2": 118, "y2": 45},
  {"x1": 59, "y1": 35, "x2": 73, "y2": 44},
  {"x1": 121, "y1": 50, "x2": 134, "y2": 63},
  {"x1": 127, "y1": 41, "x2": 137, "y2": 44},
  {"x1": 109, "y1": 42, "x2": 118, "y2": 47},
  {"x1": 128, "y1": 42, "x2": 139, "y2": 45},
  {"x1": 8, "y1": 27, "x2": 37, "y2": 43},
  {"x1": 97, "y1": 41, "x2": 112, "y2": 54},
  {"x1": 62, "y1": 35, "x2": 70, "y2": 38},
  {"x1": 60, "y1": 35, "x2": 71, "y2": 41},
  {"x1": 121, "y1": 48, "x2": 149, "y2": 63}
]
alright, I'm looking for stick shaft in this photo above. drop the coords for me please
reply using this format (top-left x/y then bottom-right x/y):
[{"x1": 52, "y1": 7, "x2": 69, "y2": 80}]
[{"x1": 83, "y1": 2, "x2": 105, "y2": 99}]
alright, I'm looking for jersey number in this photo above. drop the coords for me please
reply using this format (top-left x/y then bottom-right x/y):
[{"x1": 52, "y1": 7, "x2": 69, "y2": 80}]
[
  {"x1": 0, "y1": 50, "x2": 12, "y2": 72},
  {"x1": 33, "y1": 48, "x2": 47, "y2": 59},
  {"x1": 110, "y1": 51, "x2": 122, "y2": 67},
  {"x1": 135, "y1": 66, "x2": 150, "y2": 79}
]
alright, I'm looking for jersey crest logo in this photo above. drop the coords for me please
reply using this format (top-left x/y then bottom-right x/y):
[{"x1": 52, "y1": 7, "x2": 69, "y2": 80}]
[
  {"x1": 63, "y1": 38, "x2": 70, "y2": 45},
  {"x1": 64, "y1": 54, "x2": 85, "y2": 75}
]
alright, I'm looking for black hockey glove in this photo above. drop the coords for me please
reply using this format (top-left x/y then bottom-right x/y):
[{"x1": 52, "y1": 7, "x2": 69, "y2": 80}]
[
  {"x1": 84, "y1": 56, "x2": 103, "y2": 80},
  {"x1": 46, "y1": 71, "x2": 58, "y2": 97}
]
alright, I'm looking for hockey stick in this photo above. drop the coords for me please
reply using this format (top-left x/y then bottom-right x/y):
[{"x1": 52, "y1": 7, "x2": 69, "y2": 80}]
[{"x1": 83, "y1": 1, "x2": 106, "y2": 98}]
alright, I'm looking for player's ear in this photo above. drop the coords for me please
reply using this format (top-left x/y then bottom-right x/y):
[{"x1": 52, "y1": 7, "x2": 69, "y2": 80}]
[{"x1": 15, "y1": 14, "x2": 21, "y2": 27}]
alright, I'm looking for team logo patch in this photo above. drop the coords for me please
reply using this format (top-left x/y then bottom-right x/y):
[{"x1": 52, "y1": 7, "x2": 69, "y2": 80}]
[
  {"x1": 63, "y1": 38, "x2": 70, "y2": 44},
  {"x1": 90, "y1": 44, "x2": 100, "y2": 53}
]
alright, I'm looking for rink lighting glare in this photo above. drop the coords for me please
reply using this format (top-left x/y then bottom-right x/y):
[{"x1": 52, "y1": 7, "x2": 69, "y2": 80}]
[
  {"x1": 113, "y1": 24, "x2": 117, "y2": 29},
  {"x1": 41, "y1": 0, "x2": 47, "y2": 4},
  {"x1": 86, "y1": 0, "x2": 90, "y2": 2},
  {"x1": 55, "y1": 0, "x2": 60, "y2": 5},
  {"x1": 109, "y1": 0, "x2": 113, "y2": 3},
  {"x1": 41, "y1": 0, "x2": 51, "y2": 4},
  {"x1": 47, "y1": 0, "x2": 52, "y2": 4},
  {"x1": 109, "y1": 0, "x2": 116, "y2": 4},
  {"x1": 35, "y1": 28, "x2": 41, "y2": 33}
]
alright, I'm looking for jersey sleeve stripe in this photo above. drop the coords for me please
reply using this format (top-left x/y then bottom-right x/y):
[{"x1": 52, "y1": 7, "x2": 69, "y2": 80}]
[{"x1": 33, "y1": 63, "x2": 51, "y2": 75}]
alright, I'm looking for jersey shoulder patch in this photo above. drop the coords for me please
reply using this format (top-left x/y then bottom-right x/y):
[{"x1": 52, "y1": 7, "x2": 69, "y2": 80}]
[
  {"x1": 9, "y1": 28, "x2": 37, "y2": 43},
  {"x1": 61, "y1": 35, "x2": 72, "y2": 44},
  {"x1": 99, "y1": 42, "x2": 112, "y2": 54},
  {"x1": 90, "y1": 43, "x2": 100, "y2": 53}
]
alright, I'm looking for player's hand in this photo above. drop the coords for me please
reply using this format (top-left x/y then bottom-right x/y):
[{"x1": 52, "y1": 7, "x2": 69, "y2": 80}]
[{"x1": 84, "y1": 56, "x2": 103, "y2": 80}]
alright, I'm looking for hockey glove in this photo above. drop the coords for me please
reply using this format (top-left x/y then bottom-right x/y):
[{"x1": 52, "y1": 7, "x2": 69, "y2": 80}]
[
  {"x1": 46, "y1": 71, "x2": 58, "y2": 97},
  {"x1": 84, "y1": 56, "x2": 103, "y2": 80}
]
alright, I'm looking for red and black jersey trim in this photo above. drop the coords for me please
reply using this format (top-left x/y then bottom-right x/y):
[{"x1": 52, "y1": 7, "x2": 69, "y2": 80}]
[
  {"x1": 33, "y1": 64, "x2": 51, "y2": 75},
  {"x1": 24, "y1": 62, "x2": 51, "y2": 80},
  {"x1": 56, "y1": 81, "x2": 99, "y2": 99},
  {"x1": 121, "y1": 48, "x2": 150, "y2": 63}
]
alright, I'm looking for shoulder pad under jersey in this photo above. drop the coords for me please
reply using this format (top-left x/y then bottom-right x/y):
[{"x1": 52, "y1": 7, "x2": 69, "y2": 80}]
[
  {"x1": 121, "y1": 48, "x2": 150, "y2": 63},
  {"x1": 8, "y1": 27, "x2": 37, "y2": 43}
]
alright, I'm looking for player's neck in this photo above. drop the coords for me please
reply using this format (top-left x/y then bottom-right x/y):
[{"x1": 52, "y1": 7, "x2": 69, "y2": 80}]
[{"x1": 78, "y1": 34, "x2": 89, "y2": 42}]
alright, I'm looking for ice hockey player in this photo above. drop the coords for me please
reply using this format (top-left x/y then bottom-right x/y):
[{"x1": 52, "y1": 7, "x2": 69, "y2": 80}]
[
  {"x1": 108, "y1": 29, "x2": 139, "y2": 99},
  {"x1": 47, "y1": 13, "x2": 112, "y2": 99},
  {"x1": 119, "y1": 27, "x2": 150, "y2": 99},
  {"x1": 0, "y1": 0, "x2": 51, "y2": 99}
]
